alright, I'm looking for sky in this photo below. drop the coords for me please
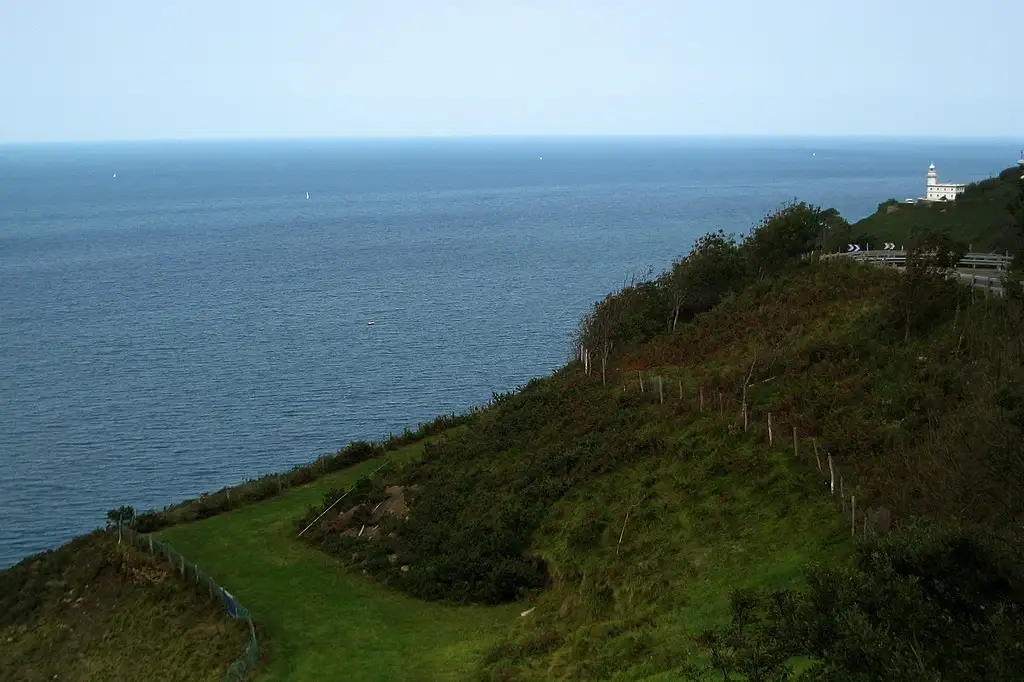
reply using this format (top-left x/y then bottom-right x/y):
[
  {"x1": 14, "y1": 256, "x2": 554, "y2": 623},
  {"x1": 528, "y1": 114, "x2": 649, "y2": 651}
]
[{"x1": 1, "y1": 0, "x2": 1022, "y2": 143}]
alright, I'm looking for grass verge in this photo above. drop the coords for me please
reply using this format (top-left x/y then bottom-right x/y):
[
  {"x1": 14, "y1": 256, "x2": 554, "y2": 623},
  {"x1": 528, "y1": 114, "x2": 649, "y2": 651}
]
[{"x1": 158, "y1": 444, "x2": 521, "y2": 682}]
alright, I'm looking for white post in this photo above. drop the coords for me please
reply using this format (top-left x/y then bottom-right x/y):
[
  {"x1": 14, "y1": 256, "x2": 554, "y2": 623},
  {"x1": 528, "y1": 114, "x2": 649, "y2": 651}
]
[
  {"x1": 828, "y1": 454, "x2": 835, "y2": 494},
  {"x1": 767, "y1": 413, "x2": 773, "y2": 446},
  {"x1": 851, "y1": 496, "x2": 856, "y2": 536}
]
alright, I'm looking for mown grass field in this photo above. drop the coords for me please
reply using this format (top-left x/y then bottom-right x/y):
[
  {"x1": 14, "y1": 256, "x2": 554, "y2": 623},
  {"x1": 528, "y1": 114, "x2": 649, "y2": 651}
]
[{"x1": 158, "y1": 444, "x2": 521, "y2": 682}]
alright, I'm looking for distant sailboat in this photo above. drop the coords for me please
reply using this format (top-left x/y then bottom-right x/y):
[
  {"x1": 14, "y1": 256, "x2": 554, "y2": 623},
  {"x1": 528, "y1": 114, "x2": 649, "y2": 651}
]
[
  {"x1": 112, "y1": 173, "x2": 117, "y2": 178},
  {"x1": 305, "y1": 191, "x2": 310, "y2": 200}
]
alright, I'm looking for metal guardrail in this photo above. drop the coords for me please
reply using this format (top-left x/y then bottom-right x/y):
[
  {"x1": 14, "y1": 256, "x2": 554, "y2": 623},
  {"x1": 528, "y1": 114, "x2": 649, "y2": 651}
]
[{"x1": 826, "y1": 250, "x2": 1013, "y2": 270}]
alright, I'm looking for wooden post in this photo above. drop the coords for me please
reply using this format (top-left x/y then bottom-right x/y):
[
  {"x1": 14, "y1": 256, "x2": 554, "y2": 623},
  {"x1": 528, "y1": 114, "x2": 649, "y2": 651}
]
[
  {"x1": 813, "y1": 439, "x2": 822, "y2": 472},
  {"x1": 718, "y1": 391, "x2": 723, "y2": 414},
  {"x1": 767, "y1": 413, "x2": 773, "y2": 446},
  {"x1": 699, "y1": 387, "x2": 704, "y2": 412},
  {"x1": 828, "y1": 454, "x2": 835, "y2": 494},
  {"x1": 792, "y1": 426, "x2": 798, "y2": 458},
  {"x1": 658, "y1": 376, "x2": 664, "y2": 404},
  {"x1": 742, "y1": 402, "x2": 748, "y2": 432},
  {"x1": 601, "y1": 356, "x2": 607, "y2": 386},
  {"x1": 638, "y1": 370, "x2": 644, "y2": 392},
  {"x1": 678, "y1": 380, "x2": 683, "y2": 400},
  {"x1": 851, "y1": 496, "x2": 856, "y2": 536}
]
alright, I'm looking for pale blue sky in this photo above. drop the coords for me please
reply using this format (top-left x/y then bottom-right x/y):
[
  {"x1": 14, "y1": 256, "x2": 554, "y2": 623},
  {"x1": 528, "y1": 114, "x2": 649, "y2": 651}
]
[{"x1": 1, "y1": 0, "x2": 1021, "y2": 142}]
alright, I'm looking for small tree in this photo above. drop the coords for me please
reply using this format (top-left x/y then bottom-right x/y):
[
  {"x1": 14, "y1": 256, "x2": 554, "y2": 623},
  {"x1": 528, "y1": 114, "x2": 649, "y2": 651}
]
[
  {"x1": 106, "y1": 505, "x2": 136, "y2": 543},
  {"x1": 893, "y1": 228, "x2": 967, "y2": 341}
]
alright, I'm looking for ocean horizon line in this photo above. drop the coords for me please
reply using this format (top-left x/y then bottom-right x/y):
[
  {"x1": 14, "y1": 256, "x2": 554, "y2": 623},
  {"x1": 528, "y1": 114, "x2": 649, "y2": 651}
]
[{"x1": 2, "y1": 133, "x2": 1021, "y2": 149}]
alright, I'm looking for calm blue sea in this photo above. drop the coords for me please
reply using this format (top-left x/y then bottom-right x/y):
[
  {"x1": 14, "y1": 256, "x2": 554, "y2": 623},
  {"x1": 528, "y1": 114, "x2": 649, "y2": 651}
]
[{"x1": 0, "y1": 137, "x2": 1017, "y2": 568}]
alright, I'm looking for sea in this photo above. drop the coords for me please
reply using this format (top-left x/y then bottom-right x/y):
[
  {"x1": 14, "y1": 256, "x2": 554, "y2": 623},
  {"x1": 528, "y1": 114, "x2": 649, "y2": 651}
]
[{"x1": 0, "y1": 136, "x2": 1017, "y2": 568}]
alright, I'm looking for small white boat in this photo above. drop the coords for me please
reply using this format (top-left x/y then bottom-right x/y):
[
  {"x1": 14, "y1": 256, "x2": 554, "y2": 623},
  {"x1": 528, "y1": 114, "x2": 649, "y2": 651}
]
[
  {"x1": 367, "y1": 321, "x2": 376, "y2": 326},
  {"x1": 305, "y1": 191, "x2": 310, "y2": 200}
]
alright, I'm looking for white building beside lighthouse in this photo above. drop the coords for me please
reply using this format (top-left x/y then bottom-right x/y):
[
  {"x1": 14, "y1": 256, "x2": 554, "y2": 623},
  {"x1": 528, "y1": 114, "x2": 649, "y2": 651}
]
[{"x1": 924, "y1": 163, "x2": 966, "y2": 202}]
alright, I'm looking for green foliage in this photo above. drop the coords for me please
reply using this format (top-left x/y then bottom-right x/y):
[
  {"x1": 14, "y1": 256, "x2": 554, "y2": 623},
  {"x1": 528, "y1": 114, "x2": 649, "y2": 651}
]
[
  {"x1": 739, "y1": 202, "x2": 831, "y2": 279},
  {"x1": 105, "y1": 505, "x2": 136, "y2": 530},
  {"x1": 0, "y1": 532, "x2": 249, "y2": 681},
  {"x1": 841, "y1": 165, "x2": 1024, "y2": 254},
  {"x1": 576, "y1": 202, "x2": 834, "y2": 354},
  {"x1": 889, "y1": 228, "x2": 969, "y2": 341},
  {"x1": 691, "y1": 522, "x2": 1024, "y2": 681},
  {"x1": 157, "y1": 448, "x2": 520, "y2": 682}
]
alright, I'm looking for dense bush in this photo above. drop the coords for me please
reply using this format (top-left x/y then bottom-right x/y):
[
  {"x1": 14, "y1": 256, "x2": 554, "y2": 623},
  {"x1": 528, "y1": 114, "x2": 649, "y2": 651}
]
[{"x1": 690, "y1": 522, "x2": 1024, "y2": 681}]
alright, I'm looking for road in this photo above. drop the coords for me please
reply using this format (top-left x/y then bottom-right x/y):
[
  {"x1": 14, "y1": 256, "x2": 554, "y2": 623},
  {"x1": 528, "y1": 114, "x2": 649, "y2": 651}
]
[{"x1": 828, "y1": 251, "x2": 1009, "y2": 296}]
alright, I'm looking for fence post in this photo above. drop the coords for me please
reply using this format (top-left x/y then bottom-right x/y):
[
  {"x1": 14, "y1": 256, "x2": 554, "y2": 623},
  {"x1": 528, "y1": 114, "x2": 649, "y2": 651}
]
[
  {"x1": 638, "y1": 371, "x2": 644, "y2": 393},
  {"x1": 742, "y1": 402, "x2": 748, "y2": 432},
  {"x1": 658, "y1": 376, "x2": 664, "y2": 404},
  {"x1": 678, "y1": 379, "x2": 683, "y2": 400},
  {"x1": 828, "y1": 454, "x2": 835, "y2": 494},
  {"x1": 792, "y1": 426, "x2": 798, "y2": 458},
  {"x1": 767, "y1": 413, "x2": 773, "y2": 446},
  {"x1": 699, "y1": 387, "x2": 704, "y2": 412},
  {"x1": 851, "y1": 496, "x2": 856, "y2": 536}
]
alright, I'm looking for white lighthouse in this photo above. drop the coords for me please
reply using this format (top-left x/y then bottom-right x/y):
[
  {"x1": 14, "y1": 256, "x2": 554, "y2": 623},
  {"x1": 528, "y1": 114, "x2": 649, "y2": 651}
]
[{"x1": 923, "y1": 163, "x2": 966, "y2": 202}]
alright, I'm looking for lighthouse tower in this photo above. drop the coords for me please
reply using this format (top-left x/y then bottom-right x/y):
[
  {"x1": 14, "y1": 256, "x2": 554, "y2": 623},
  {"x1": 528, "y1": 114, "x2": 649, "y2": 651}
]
[{"x1": 923, "y1": 163, "x2": 966, "y2": 201}]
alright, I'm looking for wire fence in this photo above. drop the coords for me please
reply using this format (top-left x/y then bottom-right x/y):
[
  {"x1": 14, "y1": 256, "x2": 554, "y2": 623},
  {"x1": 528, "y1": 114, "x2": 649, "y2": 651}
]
[
  {"x1": 120, "y1": 526, "x2": 260, "y2": 681},
  {"x1": 577, "y1": 360, "x2": 893, "y2": 539}
]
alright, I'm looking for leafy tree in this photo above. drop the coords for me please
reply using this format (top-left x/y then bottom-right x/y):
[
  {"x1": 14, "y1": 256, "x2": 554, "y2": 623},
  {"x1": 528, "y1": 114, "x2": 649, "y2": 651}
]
[
  {"x1": 662, "y1": 230, "x2": 746, "y2": 331},
  {"x1": 741, "y1": 202, "x2": 831, "y2": 279},
  {"x1": 105, "y1": 505, "x2": 136, "y2": 531},
  {"x1": 891, "y1": 228, "x2": 967, "y2": 341}
]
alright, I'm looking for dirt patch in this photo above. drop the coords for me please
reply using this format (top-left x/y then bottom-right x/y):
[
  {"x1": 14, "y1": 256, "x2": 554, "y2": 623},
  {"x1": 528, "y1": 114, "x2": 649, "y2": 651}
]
[{"x1": 332, "y1": 486, "x2": 413, "y2": 539}]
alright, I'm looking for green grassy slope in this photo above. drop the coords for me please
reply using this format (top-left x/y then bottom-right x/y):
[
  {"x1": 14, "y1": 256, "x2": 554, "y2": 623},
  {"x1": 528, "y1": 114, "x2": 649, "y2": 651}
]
[
  {"x1": 157, "y1": 446, "x2": 520, "y2": 682},
  {"x1": 0, "y1": 533, "x2": 249, "y2": 682},
  {"x1": 830, "y1": 166, "x2": 1023, "y2": 253},
  {"x1": 296, "y1": 254, "x2": 1023, "y2": 680}
]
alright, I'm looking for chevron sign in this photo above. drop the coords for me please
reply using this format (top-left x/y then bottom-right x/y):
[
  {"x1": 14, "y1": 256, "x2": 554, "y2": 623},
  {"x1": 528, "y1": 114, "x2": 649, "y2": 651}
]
[
  {"x1": 883, "y1": 242, "x2": 896, "y2": 250},
  {"x1": 846, "y1": 244, "x2": 861, "y2": 252}
]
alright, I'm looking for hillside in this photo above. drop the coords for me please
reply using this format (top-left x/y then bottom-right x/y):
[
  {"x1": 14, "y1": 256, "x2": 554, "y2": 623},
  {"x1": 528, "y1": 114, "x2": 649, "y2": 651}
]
[
  {"x1": 4, "y1": 177, "x2": 1024, "y2": 681},
  {"x1": 295, "y1": 203, "x2": 1024, "y2": 679},
  {"x1": 0, "y1": 531, "x2": 250, "y2": 682},
  {"x1": 829, "y1": 165, "x2": 1024, "y2": 253}
]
